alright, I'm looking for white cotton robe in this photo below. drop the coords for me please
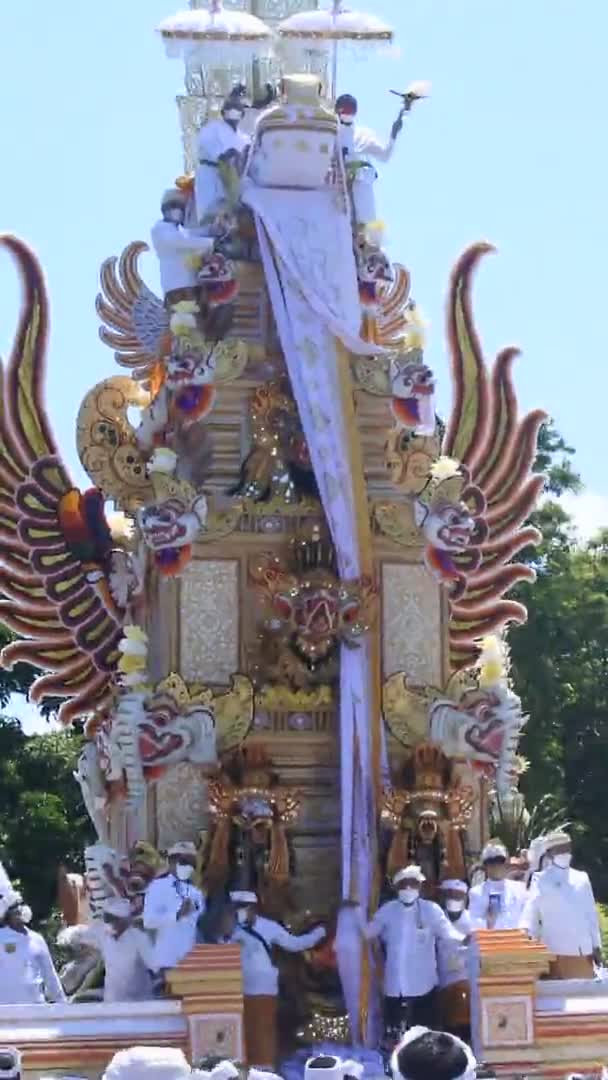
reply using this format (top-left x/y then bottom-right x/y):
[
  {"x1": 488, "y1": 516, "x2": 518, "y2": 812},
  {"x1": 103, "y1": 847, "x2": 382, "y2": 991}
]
[
  {"x1": 143, "y1": 874, "x2": 205, "y2": 972},
  {"x1": 195, "y1": 119, "x2": 250, "y2": 227},
  {"x1": 232, "y1": 916, "x2": 325, "y2": 996},
  {"x1": 519, "y1": 866, "x2": 601, "y2": 957},
  {"x1": 468, "y1": 878, "x2": 527, "y2": 930},
  {"x1": 60, "y1": 922, "x2": 154, "y2": 1003},
  {"x1": 437, "y1": 910, "x2": 476, "y2": 989},
  {"x1": 362, "y1": 898, "x2": 464, "y2": 998},
  {"x1": 0, "y1": 927, "x2": 66, "y2": 1004},
  {"x1": 150, "y1": 219, "x2": 214, "y2": 296}
]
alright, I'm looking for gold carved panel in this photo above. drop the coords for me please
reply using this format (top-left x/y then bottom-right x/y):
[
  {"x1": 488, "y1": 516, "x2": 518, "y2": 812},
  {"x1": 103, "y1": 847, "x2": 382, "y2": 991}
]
[
  {"x1": 381, "y1": 562, "x2": 443, "y2": 686},
  {"x1": 179, "y1": 559, "x2": 240, "y2": 684}
]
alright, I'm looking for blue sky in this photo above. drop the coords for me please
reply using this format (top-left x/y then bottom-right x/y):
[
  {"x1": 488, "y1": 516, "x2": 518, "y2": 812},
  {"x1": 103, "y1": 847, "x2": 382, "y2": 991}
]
[{"x1": 0, "y1": 0, "x2": 606, "y2": 728}]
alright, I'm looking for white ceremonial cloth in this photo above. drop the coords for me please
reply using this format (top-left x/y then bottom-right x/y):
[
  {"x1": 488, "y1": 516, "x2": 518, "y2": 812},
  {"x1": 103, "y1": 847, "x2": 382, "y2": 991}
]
[
  {"x1": 520, "y1": 866, "x2": 601, "y2": 956},
  {"x1": 437, "y1": 910, "x2": 475, "y2": 989},
  {"x1": 143, "y1": 874, "x2": 205, "y2": 971},
  {"x1": 0, "y1": 927, "x2": 66, "y2": 1003},
  {"x1": 195, "y1": 119, "x2": 250, "y2": 226},
  {"x1": 362, "y1": 899, "x2": 463, "y2": 998},
  {"x1": 59, "y1": 922, "x2": 154, "y2": 1002},
  {"x1": 468, "y1": 878, "x2": 527, "y2": 930},
  {"x1": 150, "y1": 219, "x2": 214, "y2": 296},
  {"x1": 243, "y1": 178, "x2": 385, "y2": 1044},
  {"x1": 232, "y1": 916, "x2": 324, "y2": 996}
]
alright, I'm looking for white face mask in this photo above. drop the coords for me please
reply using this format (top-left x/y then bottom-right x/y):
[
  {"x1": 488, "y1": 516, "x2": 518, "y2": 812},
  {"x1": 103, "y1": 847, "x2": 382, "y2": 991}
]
[
  {"x1": 236, "y1": 908, "x2": 249, "y2": 925},
  {"x1": 552, "y1": 852, "x2": 572, "y2": 869},
  {"x1": 398, "y1": 888, "x2": 419, "y2": 905},
  {"x1": 223, "y1": 109, "x2": 243, "y2": 122},
  {"x1": 165, "y1": 207, "x2": 183, "y2": 224},
  {"x1": 175, "y1": 863, "x2": 194, "y2": 881},
  {"x1": 446, "y1": 899, "x2": 465, "y2": 914},
  {"x1": 339, "y1": 115, "x2": 355, "y2": 126}
]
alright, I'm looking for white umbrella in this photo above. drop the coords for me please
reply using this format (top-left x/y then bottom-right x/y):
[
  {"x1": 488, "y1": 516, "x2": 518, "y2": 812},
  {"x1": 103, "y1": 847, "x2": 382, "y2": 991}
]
[
  {"x1": 157, "y1": 1, "x2": 274, "y2": 66},
  {"x1": 277, "y1": 0, "x2": 394, "y2": 97}
]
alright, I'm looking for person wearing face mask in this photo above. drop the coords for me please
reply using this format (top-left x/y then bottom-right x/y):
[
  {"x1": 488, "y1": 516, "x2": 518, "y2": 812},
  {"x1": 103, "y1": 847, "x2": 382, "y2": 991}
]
[
  {"x1": 151, "y1": 189, "x2": 215, "y2": 302},
  {"x1": 57, "y1": 897, "x2": 154, "y2": 1002},
  {"x1": 519, "y1": 830, "x2": 603, "y2": 979},
  {"x1": 0, "y1": 890, "x2": 66, "y2": 1004},
  {"x1": 143, "y1": 841, "x2": 205, "y2": 984},
  {"x1": 468, "y1": 842, "x2": 527, "y2": 930},
  {"x1": 229, "y1": 889, "x2": 326, "y2": 1068},
  {"x1": 335, "y1": 92, "x2": 405, "y2": 232},
  {"x1": 195, "y1": 94, "x2": 250, "y2": 229},
  {"x1": 437, "y1": 881, "x2": 477, "y2": 1040},
  {"x1": 359, "y1": 866, "x2": 464, "y2": 1045}
]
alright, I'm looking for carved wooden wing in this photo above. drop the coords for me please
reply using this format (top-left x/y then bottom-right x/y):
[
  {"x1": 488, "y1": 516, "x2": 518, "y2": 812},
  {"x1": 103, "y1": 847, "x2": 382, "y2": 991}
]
[{"x1": 0, "y1": 236, "x2": 123, "y2": 724}]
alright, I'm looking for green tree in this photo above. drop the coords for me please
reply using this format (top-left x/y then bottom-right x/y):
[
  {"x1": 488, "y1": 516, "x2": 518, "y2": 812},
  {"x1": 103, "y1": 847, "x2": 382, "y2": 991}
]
[
  {"x1": 0, "y1": 715, "x2": 93, "y2": 920},
  {"x1": 510, "y1": 421, "x2": 608, "y2": 898}
]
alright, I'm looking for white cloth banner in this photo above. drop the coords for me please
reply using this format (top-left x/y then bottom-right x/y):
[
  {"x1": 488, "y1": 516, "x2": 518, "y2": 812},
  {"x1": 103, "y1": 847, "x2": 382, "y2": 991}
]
[{"x1": 243, "y1": 180, "x2": 380, "y2": 1041}]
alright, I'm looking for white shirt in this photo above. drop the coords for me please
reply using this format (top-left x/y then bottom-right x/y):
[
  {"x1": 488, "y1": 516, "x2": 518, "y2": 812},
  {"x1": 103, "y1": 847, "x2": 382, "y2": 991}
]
[
  {"x1": 363, "y1": 898, "x2": 463, "y2": 998},
  {"x1": 0, "y1": 927, "x2": 66, "y2": 1004},
  {"x1": 232, "y1": 916, "x2": 325, "y2": 996},
  {"x1": 59, "y1": 922, "x2": 154, "y2": 1003},
  {"x1": 468, "y1": 878, "x2": 527, "y2": 930},
  {"x1": 143, "y1": 875, "x2": 205, "y2": 972},
  {"x1": 338, "y1": 122, "x2": 396, "y2": 165},
  {"x1": 520, "y1": 865, "x2": 601, "y2": 957},
  {"x1": 437, "y1": 910, "x2": 476, "y2": 989},
  {"x1": 195, "y1": 119, "x2": 250, "y2": 226},
  {"x1": 150, "y1": 219, "x2": 214, "y2": 296}
]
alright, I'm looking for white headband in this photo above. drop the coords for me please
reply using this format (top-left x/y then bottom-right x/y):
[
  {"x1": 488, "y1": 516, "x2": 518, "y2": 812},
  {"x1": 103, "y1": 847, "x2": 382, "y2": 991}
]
[
  {"x1": 441, "y1": 879, "x2": 468, "y2": 893},
  {"x1": 393, "y1": 865, "x2": 426, "y2": 885},
  {"x1": 391, "y1": 1026, "x2": 477, "y2": 1080}
]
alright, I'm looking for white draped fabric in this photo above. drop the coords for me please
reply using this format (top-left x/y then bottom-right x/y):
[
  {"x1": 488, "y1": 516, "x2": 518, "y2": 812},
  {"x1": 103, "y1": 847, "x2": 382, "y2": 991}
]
[{"x1": 243, "y1": 180, "x2": 381, "y2": 1042}]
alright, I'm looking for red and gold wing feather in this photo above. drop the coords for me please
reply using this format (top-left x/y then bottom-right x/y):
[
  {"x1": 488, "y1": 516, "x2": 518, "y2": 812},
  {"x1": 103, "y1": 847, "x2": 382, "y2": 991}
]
[
  {"x1": 0, "y1": 236, "x2": 122, "y2": 724},
  {"x1": 96, "y1": 242, "x2": 169, "y2": 382},
  {"x1": 443, "y1": 243, "x2": 547, "y2": 671}
]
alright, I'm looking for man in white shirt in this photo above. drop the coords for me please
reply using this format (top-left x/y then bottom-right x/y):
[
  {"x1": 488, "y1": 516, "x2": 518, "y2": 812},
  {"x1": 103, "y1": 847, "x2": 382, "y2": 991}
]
[
  {"x1": 520, "y1": 830, "x2": 603, "y2": 979},
  {"x1": 437, "y1": 880, "x2": 476, "y2": 1040},
  {"x1": 151, "y1": 189, "x2": 215, "y2": 303},
  {"x1": 58, "y1": 896, "x2": 154, "y2": 1002},
  {"x1": 230, "y1": 889, "x2": 326, "y2": 1069},
  {"x1": 359, "y1": 866, "x2": 464, "y2": 1045},
  {"x1": 468, "y1": 842, "x2": 527, "y2": 930},
  {"x1": 195, "y1": 96, "x2": 250, "y2": 229},
  {"x1": 335, "y1": 92, "x2": 405, "y2": 230},
  {"x1": 0, "y1": 891, "x2": 66, "y2": 1004},
  {"x1": 143, "y1": 840, "x2": 205, "y2": 987}
]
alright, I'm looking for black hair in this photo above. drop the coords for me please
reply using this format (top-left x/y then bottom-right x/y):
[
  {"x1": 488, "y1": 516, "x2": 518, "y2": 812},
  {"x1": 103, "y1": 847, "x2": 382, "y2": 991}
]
[
  {"x1": 308, "y1": 1057, "x2": 339, "y2": 1070},
  {"x1": 335, "y1": 93, "x2": 358, "y2": 113},
  {"x1": 396, "y1": 1031, "x2": 469, "y2": 1080}
]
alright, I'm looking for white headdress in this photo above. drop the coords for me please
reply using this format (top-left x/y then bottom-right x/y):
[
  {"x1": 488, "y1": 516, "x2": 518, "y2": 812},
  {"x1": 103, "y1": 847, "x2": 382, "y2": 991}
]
[
  {"x1": 230, "y1": 890, "x2": 258, "y2": 904},
  {"x1": 0, "y1": 889, "x2": 22, "y2": 920},
  {"x1": 440, "y1": 880, "x2": 468, "y2": 894},
  {"x1": 481, "y1": 841, "x2": 508, "y2": 862},
  {"x1": 248, "y1": 1071, "x2": 284, "y2": 1080},
  {"x1": 393, "y1": 865, "x2": 426, "y2": 886},
  {"x1": 304, "y1": 1056, "x2": 344, "y2": 1080},
  {"x1": 544, "y1": 829, "x2": 570, "y2": 851},
  {"x1": 194, "y1": 1064, "x2": 239, "y2": 1080},
  {"x1": 391, "y1": 1026, "x2": 477, "y2": 1080},
  {"x1": 168, "y1": 841, "x2": 197, "y2": 858},
  {"x1": 103, "y1": 897, "x2": 132, "y2": 920},
  {"x1": 102, "y1": 1046, "x2": 192, "y2": 1080}
]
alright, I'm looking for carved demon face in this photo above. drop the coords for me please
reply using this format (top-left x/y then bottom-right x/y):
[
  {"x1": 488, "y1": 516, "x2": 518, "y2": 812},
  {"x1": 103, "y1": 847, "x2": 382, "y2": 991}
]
[
  {"x1": 197, "y1": 252, "x2": 239, "y2": 307},
  {"x1": 138, "y1": 695, "x2": 216, "y2": 769},
  {"x1": 390, "y1": 355, "x2": 436, "y2": 433},
  {"x1": 416, "y1": 810, "x2": 439, "y2": 842},
  {"x1": 356, "y1": 242, "x2": 393, "y2": 285},
  {"x1": 275, "y1": 573, "x2": 364, "y2": 663},
  {"x1": 429, "y1": 685, "x2": 523, "y2": 771},
  {"x1": 418, "y1": 498, "x2": 478, "y2": 553},
  {"x1": 166, "y1": 347, "x2": 215, "y2": 388},
  {"x1": 139, "y1": 495, "x2": 207, "y2": 552}
]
